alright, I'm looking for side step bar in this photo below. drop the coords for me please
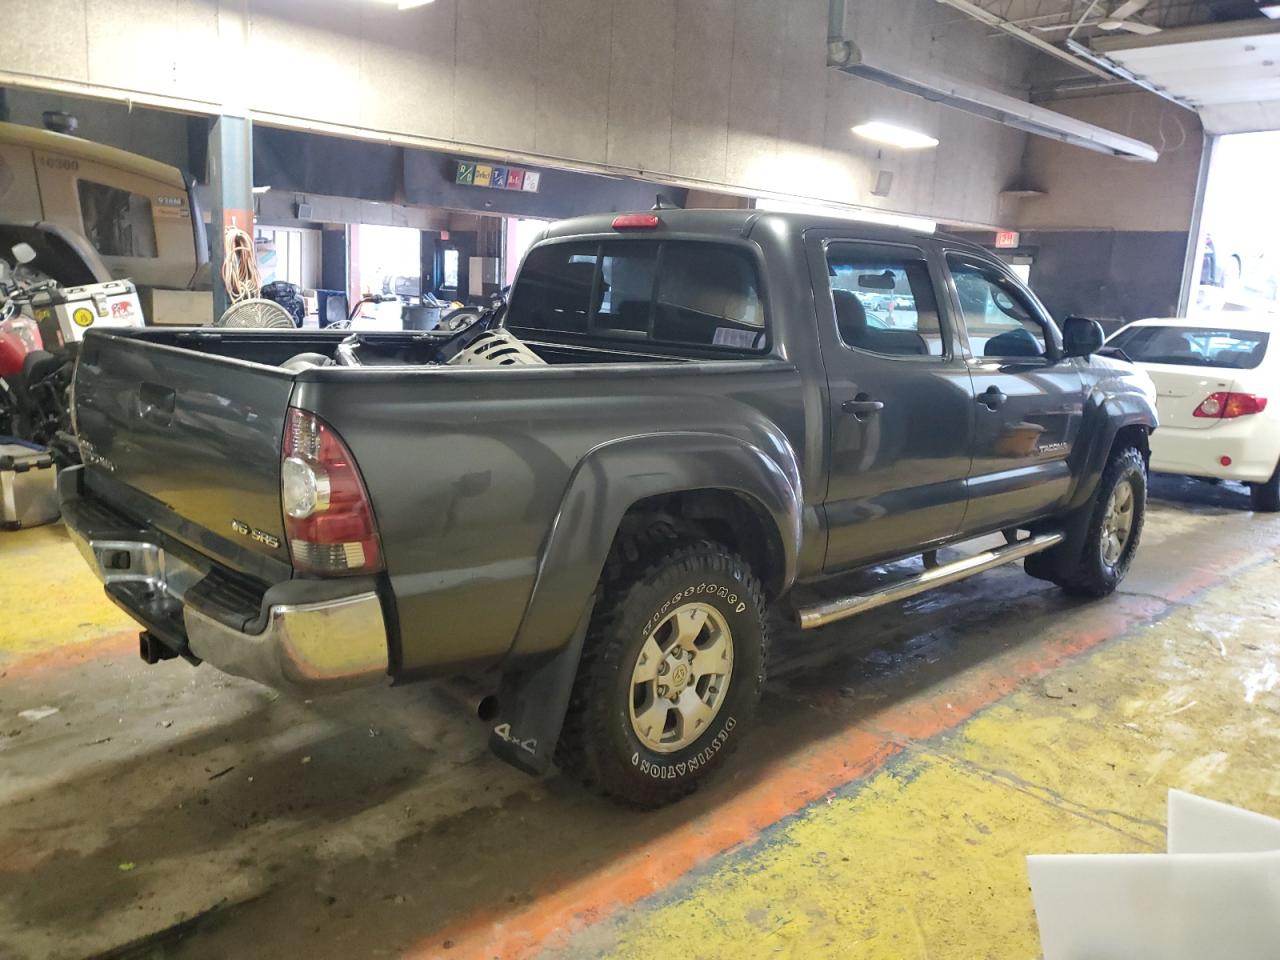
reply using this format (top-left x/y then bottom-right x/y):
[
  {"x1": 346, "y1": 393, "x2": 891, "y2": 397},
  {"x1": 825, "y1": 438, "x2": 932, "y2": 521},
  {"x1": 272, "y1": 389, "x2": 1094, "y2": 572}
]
[{"x1": 796, "y1": 531, "x2": 1065, "y2": 630}]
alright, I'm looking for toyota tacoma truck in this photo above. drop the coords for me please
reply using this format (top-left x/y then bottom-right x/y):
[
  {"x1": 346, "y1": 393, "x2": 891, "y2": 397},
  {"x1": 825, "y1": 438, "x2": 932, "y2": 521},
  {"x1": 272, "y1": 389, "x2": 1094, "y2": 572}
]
[{"x1": 60, "y1": 209, "x2": 1157, "y2": 807}]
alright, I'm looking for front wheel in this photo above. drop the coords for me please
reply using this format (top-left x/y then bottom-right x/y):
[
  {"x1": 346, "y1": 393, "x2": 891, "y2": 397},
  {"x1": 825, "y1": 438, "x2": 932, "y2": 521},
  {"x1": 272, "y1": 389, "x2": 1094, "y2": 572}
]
[
  {"x1": 1027, "y1": 445, "x2": 1147, "y2": 597},
  {"x1": 555, "y1": 527, "x2": 767, "y2": 807}
]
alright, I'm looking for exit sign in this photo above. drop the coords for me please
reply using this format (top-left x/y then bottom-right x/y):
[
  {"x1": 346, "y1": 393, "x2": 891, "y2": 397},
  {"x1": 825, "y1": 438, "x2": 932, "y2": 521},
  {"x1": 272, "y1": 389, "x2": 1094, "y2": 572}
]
[{"x1": 994, "y1": 230, "x2": 1020, "y2": 249}]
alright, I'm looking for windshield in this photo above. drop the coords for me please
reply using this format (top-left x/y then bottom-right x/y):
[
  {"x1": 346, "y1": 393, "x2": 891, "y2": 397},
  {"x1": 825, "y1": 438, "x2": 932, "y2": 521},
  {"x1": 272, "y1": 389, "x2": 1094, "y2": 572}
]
[{"x1": 1108, "y1": 325, "x2": 1269, "y2": 369}]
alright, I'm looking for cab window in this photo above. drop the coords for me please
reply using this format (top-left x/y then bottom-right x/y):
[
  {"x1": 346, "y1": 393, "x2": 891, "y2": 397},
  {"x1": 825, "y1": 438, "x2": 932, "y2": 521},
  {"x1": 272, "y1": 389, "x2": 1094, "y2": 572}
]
[
  {"x1": 507, "y1": 239, "x2": 767, "y2": 354},
  {"x1": 948, "y1": 256, "x2": 1051, "y2": 359},
  {"x1": 825, "y1": 242, "x2": 946, "y2": 357}
]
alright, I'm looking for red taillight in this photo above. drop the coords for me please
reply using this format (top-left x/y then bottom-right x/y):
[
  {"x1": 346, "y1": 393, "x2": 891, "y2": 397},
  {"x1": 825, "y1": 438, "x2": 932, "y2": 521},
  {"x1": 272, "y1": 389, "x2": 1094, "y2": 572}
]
[
  {"x1": 1193, "y1": 392, "x2": 1268, "y2": 419},
  {"x1": 611, "y1": 213, "x2": 660, "y2": 230},
  {"x1": 281, "y1": 407, "x2": 382, "y2": 576}
]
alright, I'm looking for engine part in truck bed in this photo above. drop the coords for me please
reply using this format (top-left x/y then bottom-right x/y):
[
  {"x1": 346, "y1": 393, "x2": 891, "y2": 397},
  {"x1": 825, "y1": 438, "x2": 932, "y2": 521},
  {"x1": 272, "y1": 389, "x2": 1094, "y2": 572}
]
[{"x1": 447, "y1": 329, "x2": 545, "y2": 366}]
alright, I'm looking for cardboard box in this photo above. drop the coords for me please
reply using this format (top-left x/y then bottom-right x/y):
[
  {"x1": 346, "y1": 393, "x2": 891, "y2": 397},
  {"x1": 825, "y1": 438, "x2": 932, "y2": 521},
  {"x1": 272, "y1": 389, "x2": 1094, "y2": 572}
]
[{"x1": 138, "y1": 288, "x2": 216, "y2": 326}]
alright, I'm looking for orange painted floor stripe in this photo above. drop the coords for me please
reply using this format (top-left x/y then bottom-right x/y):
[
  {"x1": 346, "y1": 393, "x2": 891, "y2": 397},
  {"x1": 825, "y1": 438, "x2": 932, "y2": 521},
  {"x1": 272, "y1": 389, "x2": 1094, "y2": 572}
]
[
  {"x1": 0, "y1": 629, "x2": 136, "y2": 682},
  {"x1": 408, "y1": 547, "x2": 1260, "y2": 960}
]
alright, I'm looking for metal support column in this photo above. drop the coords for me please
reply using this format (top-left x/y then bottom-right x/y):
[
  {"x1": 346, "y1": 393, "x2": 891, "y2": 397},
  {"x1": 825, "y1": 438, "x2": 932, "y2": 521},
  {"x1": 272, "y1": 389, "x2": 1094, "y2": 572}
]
[{"x1": 208, "y1": 114, "x2": 254, "y2": 320}]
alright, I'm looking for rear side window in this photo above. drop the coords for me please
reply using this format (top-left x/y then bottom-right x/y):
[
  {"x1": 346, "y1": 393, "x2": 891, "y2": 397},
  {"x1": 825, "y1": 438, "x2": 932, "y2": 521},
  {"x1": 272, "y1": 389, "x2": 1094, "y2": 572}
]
[
  {"x1": 1109, "y1": 325, "x2": 1269, "y2": 369},
  {"x1": 825, "y1": 242, "x2": 945, "y2": 357},
  {"x1": 78, "y1": 180, "x2": 158, "y2": 259},
  {"x1": 508, "y1": 239, "x2": 766, "y2": 353}
]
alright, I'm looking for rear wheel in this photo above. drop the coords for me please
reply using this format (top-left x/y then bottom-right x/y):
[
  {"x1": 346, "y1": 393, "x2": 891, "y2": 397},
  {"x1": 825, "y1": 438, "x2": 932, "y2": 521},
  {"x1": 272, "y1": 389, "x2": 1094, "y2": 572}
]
[
  {"x1": 1026, "y1": 445, "x2": 1146, "y2": 597},
  {"x1": 1250, "y1": 462, "x2": 1280, "y2": 512},
  {"x1": 555, "y1": 525, "x2": 767, "y2": 807}
]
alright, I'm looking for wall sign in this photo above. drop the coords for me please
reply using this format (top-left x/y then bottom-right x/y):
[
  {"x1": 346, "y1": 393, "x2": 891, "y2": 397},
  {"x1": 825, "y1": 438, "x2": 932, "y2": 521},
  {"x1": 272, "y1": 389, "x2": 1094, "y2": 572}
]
[
  {"x1": 455, "y1": 160, "x2": 540, "y2": 193},
  {"x1": 994, "y1": 230, "x2": 1020, "y2": 249}
]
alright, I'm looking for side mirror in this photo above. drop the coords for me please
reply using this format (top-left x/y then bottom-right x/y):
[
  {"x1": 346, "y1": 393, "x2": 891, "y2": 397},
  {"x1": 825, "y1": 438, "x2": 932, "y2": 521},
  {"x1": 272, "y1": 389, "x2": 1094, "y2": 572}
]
[
  {"x1": 1062, "y1": 315, "x2": 1105, "y2": 359},
  {"x1": 11, "y1": 242, "x2": 36, "y2": 265}
]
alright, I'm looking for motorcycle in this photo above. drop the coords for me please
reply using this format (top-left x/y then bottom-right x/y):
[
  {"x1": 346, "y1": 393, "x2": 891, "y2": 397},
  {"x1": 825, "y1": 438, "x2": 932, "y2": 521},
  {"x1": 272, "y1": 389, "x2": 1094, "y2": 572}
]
[{"x1": 0, "y1": 243, "x2": 80, "y2": 464}]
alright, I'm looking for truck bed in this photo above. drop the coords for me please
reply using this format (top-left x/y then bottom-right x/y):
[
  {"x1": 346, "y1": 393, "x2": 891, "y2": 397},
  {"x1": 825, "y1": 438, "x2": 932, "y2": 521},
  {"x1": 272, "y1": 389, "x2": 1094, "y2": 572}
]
[
  {"x1": 136, "y1": 328, "x2": 695, "y2": 368},
  {"x1": 73, "y1": 326, "x2": 801, "y2": 673}
]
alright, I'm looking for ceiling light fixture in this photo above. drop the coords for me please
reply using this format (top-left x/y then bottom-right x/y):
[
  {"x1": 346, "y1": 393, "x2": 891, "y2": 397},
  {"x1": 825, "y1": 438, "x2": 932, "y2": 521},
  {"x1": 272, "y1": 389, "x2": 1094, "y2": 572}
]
[
  {"x1": 852, "y1": 121, "x2": 940, "y2": 150},
  {"x1": 382, "y1": 0, "x2": 435, "y2": 8}
]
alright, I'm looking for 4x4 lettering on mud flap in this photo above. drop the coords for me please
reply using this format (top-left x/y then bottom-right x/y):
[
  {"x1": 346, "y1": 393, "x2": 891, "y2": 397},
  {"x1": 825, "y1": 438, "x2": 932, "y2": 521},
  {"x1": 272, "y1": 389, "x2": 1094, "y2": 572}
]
[{"x1": 493, "y1": 723, "x2": 537, "y2": 757}]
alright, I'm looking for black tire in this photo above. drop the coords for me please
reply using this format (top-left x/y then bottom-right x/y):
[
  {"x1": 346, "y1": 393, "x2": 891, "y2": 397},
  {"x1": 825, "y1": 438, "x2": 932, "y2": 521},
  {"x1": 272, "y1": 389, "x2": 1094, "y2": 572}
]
[
  {"x1": 1026, "y1": 445, "x2": 1147, "y2": 597},
  {"x1": 1250, "y1": 462, "x2": 1280, "y2": 512},
  {"x1": 555, "y1": 524, "x2": 768, "y2": 807}
]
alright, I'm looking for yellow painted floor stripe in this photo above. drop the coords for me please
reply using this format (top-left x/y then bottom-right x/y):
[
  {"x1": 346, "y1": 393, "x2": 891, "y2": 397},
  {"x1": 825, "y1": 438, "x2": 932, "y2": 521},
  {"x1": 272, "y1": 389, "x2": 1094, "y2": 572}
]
[
  {"x1": 0, "y1": 524, "x2": 132, "y2": 659},
  {"x1": 567, "y1": 556, "x2": 1280, "y2": 960}
]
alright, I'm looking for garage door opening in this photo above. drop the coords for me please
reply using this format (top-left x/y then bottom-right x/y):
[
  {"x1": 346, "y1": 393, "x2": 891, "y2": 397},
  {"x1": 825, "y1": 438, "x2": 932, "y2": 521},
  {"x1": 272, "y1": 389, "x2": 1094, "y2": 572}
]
[{"x1": 1193, "y1": 131, "x2": 1280, "y2": 315}]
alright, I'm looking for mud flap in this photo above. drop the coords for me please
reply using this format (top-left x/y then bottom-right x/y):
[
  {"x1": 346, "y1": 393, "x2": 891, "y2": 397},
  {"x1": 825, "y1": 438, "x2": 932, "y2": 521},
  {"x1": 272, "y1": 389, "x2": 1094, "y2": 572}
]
[{"x1": 487, "y1": 597, "x2": 594, "y2": 776}]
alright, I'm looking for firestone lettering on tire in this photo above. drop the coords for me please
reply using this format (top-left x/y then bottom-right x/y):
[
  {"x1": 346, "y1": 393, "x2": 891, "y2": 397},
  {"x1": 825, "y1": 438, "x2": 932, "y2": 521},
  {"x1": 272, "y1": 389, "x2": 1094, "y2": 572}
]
[
  {"x1": 632, "y1": 716, "x2": 738, "y2": 779},
  {"x1": 642, "y1": 582, "x2": 745, "y2": 635}
]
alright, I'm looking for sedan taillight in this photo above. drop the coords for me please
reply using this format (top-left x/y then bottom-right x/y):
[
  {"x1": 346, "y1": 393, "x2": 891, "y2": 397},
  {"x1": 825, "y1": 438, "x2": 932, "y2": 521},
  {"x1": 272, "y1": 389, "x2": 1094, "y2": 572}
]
[
  {"x1": 1193, "y1": 392, "x2": 1268, "y2": 419},
  {"x1": 281, "y1": 407, "x2": 382, "y2": 576}
]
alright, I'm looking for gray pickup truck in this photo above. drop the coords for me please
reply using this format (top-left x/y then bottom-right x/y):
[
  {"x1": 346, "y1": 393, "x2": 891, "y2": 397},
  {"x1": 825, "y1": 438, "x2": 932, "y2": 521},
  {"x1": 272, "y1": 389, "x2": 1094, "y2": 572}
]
[{"x1": 61, "y1": 209, "x2": 1157, "y2": 806}]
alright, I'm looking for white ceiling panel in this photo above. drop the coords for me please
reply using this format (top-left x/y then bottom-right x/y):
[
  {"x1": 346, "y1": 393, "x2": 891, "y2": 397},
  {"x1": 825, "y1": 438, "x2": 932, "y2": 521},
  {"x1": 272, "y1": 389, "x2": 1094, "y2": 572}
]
[
  {"x1": 1199, "y1": 99, "x2": 1280, "y2": 134},
  {"x1": 1095, "y1": 20, "x2": 1280, "y2": 133}
]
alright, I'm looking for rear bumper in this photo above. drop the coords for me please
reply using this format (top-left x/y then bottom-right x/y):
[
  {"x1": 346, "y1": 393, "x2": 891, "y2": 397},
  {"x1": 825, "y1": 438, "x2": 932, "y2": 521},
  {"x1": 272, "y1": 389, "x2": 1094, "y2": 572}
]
[
  {"x1": 1149, "y1": 421, "x2": 1280, "y2": 483},
  {"x1": 59, "y1": 466, "x2": 390, "y2": 691}
]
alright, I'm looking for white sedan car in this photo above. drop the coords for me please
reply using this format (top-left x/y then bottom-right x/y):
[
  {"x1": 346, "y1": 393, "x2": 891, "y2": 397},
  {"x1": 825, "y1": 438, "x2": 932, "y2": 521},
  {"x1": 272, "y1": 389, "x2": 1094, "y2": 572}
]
[{"x1": 1106, "y1": 316, "x2": 1279, "y2": 512}]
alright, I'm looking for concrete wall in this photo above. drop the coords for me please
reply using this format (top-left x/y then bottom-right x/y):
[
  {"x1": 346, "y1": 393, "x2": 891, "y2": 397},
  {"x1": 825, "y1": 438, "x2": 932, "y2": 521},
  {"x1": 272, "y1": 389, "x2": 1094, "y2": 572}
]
[
  {"x1": 0, "y1": 0, "x2": 1037, "y2": 228},
  {"x1": 1016, "y1": 92, "x2": 1204, "y2": 232},
  {"x1": 1002, "y1": 92, "x2": 1206, "y2": 325}
]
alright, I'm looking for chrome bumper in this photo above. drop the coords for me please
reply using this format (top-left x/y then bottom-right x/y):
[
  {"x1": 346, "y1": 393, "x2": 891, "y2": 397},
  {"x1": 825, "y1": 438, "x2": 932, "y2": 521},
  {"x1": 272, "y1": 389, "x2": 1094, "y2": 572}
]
[
  {"x1": 184, "y1": 593, "x2": 388, "y2": 689},
  {"x1": 65, "y1": 508, "x2": 389, "y2": 692}
]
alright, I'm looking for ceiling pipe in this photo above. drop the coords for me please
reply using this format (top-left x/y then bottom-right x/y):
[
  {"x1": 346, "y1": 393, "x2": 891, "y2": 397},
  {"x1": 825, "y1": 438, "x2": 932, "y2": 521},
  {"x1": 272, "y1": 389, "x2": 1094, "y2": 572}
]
[{"x1": 826, "y1": 0, "x2": 1159, "y2": 162}]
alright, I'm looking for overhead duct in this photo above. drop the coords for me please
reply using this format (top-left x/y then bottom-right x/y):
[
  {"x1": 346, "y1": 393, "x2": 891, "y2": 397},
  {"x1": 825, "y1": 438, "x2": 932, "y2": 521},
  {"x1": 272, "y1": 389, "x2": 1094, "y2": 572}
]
[{"x1": 826, "y1": 0, "x2": 1159, "y2": 163}]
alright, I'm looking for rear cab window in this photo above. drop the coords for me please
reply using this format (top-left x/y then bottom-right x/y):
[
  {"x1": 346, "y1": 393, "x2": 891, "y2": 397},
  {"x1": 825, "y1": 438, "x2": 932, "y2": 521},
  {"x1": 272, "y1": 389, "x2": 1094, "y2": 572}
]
[
  {"x1": 507, "y1": 239, "x2": 767, "y2": 355},
  {"x1": 1108, "y1": 325, "x2": 1270, "y2": 369}
]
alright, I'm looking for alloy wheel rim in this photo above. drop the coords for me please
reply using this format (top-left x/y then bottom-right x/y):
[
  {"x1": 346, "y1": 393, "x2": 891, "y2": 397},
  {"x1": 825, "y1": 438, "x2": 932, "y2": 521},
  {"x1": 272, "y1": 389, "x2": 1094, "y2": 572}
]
[
  {"x1": 628, "y1": 602, "x2": 734, "y2": 754},
  {"x1": 1100, "y1": 477, "x2": 1136, "y2": 567}
]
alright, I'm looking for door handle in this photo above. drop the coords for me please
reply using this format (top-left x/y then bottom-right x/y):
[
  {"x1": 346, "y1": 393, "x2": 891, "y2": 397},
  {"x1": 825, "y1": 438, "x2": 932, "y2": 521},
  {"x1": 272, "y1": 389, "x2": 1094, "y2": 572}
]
[
  {"x1": 842, "y1": 396, "x2": 885, "y2": 418},
  {"x1": 976, "y1": 386, "x2": 1007, "y2": 410}
]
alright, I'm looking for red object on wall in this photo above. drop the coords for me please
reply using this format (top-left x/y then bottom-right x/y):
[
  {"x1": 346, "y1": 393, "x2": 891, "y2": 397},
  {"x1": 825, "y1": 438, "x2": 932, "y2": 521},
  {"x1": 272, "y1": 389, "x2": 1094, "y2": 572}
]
[{"x1": 994, "y1": 230, "x2": 1020, "y2": 249}]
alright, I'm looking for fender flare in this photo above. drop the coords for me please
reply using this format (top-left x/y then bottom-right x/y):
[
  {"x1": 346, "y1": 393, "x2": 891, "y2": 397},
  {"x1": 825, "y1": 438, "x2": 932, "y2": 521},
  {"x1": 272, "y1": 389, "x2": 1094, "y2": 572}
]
[
  {"x1": 1065, "y1": 387, "x2": 1157, "y2": 513},
  {"x1": 507, "y1": 431, "x2": 803, "y2": 662},
  {"x1": 487, "y1": 431, "x2": 801, "y2": 775}
]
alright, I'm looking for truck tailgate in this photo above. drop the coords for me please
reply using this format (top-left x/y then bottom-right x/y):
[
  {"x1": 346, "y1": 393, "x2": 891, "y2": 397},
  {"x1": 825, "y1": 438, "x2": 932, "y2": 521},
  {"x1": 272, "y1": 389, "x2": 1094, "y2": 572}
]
[{"x1": 74, "y1": 332, "x2": 295, "y2": 576}]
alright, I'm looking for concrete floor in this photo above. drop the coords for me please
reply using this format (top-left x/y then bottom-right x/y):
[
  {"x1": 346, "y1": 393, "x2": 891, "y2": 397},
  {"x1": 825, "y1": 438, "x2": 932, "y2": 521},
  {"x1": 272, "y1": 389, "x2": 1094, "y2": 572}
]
[{"x1": 1, "y1": 474, "x2": 1278, "y2": 960}]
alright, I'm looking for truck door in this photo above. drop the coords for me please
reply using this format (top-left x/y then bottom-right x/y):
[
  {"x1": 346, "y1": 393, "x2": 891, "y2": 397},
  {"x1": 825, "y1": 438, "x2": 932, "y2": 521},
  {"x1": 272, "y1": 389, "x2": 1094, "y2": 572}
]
[
  {"x1": 807, "y1": 235, "x2": 977, "y2": 571},
  {"x1": 941, "y1": 252, "x2": 1085, "y2": 531}
]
